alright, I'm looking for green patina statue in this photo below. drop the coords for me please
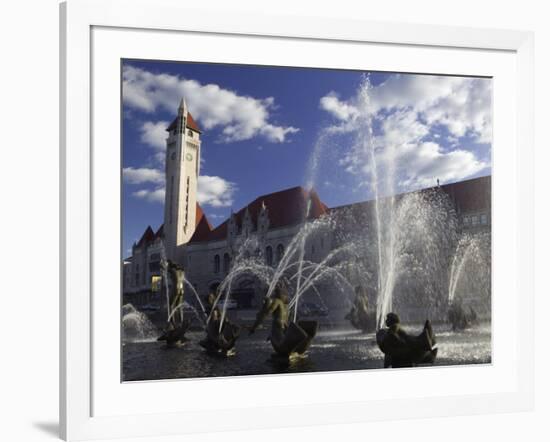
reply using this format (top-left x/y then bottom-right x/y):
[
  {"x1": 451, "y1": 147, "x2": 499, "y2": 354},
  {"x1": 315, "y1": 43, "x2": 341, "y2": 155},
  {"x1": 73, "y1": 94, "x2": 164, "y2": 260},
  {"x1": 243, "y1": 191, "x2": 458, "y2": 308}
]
[
  {"x1": 157, "y1": 259, "x2": 190, "y2": 347},
  {"x1": 199, "y1": 289, "x2": 241, "y2": 356},
  {"x1": 250, "y1": 282, "x2": 317, "y2": 358}
]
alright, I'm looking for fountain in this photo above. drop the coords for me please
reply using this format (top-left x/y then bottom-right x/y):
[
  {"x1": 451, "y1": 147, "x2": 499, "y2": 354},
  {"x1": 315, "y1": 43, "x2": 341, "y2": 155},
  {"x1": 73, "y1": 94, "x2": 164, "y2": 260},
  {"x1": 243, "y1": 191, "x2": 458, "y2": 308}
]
[
  {"x1": 345, "y1": 285, "x2": 376, "y2": 332},
  {"x1": 157, "y1": 256, "x2": 209, "y2": 347},
  {"x1": 309, "y1": 77, "x2": 458, "y2": 331},
  {"x1": 123, "y1": 75, "x2": 493, "y2": 380},
  {"x1": 203, "y1": 76, "x2": 488, "y2": 366},
  {"x1": 204, "y1": 208, "x2": 358, "y2": 358},
  {"x1": 447, "y1": 232, "x2": 491, "y2": 330},
  {"x1": 122, "y1": 304, "x2": 158, "y2": 342}
]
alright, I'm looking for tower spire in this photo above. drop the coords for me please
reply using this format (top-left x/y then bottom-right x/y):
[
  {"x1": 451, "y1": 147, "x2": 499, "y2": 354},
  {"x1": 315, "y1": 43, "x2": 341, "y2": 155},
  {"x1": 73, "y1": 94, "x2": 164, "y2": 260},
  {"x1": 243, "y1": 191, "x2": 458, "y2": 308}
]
[{"x1": 178, "y1": 97, "x2": 188, "y2": 115}]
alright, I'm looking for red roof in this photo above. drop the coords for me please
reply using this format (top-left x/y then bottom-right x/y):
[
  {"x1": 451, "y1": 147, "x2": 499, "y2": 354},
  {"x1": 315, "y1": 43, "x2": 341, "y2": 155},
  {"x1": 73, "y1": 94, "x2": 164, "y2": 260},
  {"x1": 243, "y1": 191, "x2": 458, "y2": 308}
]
[
  {"x1": 329, "y1": 175, "x2": 491, "y2": 223},
  {"x1": 193, "y1": 203, "x2": 213, "y2": 240},
  {"x1": 153, "y1": 224, "x2": 164, "y2": 240},
  {"x1": 136, "y1": 226, "x2": 155, "y2": 247},
  {"x1": 135, "y1": 204, "x2": 210, "y2": 248},
  {"x1": 189, "y1": 186, "x2": 328, "y2": 243},
  {"x1": 186, "y1": 113, "x2": 201, "y2": 133},
  {"x1": 440, "y1": 176, "x2": 491, "y2": 213},
  {"x1": 166, "y1": 111, "x2": 201, "y2": 133}
]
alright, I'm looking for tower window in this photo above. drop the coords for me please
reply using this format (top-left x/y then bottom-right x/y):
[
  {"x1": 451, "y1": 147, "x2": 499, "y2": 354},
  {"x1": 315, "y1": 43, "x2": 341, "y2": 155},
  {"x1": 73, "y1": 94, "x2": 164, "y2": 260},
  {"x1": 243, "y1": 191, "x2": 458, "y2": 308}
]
[
  {"x1": 214, "y1": 255, "x2": 220, "y2": 273},
  {"x1": 266, "y1": 246, "x2": 273, "y2": 266},
  {"x1": 169, "y1": 176, "x2": 174, "y2": 224},
  {"x1": 223, "y1": 253, "x2": 231, "y2": 273},
  {"x1": 188, "y1": 129, "x2": 193, "y2": 137}
]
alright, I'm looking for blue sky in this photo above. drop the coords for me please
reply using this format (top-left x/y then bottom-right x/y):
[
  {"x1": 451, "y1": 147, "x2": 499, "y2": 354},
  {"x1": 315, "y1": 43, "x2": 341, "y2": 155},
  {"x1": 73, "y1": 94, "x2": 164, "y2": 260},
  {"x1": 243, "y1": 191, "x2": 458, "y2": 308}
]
[{"x1": 122, "y1": 59, "x2": 492, "y2": 255}]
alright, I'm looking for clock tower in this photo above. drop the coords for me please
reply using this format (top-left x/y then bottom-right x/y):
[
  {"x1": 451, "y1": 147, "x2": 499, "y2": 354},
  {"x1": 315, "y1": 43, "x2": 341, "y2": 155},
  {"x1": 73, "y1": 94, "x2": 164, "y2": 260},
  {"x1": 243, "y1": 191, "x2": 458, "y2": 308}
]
[{"x1": 163, "y1": 98, "x2": 201, "y2": 262}]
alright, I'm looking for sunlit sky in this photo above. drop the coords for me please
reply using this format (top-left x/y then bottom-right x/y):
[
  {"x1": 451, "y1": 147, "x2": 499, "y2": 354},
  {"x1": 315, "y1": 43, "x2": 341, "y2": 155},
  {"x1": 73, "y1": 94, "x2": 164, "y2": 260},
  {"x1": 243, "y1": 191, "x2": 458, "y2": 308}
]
[{"x1": 122, "y1": 59, "x2": 491, "y2": 254}]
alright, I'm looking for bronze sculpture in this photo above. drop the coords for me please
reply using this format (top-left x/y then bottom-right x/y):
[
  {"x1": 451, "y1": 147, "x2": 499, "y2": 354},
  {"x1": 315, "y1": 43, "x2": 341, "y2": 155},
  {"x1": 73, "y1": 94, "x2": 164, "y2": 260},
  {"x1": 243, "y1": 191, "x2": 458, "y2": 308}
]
[
  {"x1": 249, "y1": 282, "x2": 317, "y2": 358},
  {"x1": 376, "y1": 312, "x2": 437, "y2": 368}
]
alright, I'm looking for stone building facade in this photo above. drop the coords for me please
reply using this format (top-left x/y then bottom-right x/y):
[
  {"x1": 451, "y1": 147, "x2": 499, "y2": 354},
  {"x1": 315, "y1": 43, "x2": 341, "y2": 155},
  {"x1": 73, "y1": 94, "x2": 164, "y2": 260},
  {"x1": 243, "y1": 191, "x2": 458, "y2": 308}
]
[
  {"x1": 183, "y1": 186, "x2": 332, "y2": 308},
  {"x1": 122, "y1": 99, "x2": 492, "y2": 312}
]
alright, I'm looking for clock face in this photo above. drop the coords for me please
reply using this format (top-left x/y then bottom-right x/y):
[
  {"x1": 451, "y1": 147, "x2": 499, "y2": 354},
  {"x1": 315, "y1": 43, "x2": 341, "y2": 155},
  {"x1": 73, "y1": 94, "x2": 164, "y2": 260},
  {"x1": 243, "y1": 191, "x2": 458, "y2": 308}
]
[{"x1": 185, "y1": 153, "x2": 193, "y2": 161}]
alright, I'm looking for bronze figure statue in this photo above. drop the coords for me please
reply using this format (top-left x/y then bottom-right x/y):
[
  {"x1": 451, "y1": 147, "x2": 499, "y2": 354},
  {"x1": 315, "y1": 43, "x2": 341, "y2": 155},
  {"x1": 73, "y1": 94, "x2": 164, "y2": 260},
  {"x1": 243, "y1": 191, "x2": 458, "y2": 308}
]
[
  {"x1": 157, "y1": 259, "x2": 190, "y2": 348},
  {"x1": 345, "y1": 285, "x2": 376, "y2": 332},
  {"x1": 249, "y1": 282, "x2": 317, "y2": 358},
  {"x1": 376, "y1": 312, "x2": 437, "y2": 368},
  {"x1": 199, "y1": 290, "x2": 241, "y2": 356}
]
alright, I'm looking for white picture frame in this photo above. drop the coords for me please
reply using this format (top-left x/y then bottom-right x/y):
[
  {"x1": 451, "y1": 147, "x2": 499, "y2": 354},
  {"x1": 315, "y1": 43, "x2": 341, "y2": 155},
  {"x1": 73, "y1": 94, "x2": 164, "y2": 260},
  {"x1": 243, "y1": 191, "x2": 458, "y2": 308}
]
[{"x1": 60, "y1": 0, "x2": 534, "y2": 440}]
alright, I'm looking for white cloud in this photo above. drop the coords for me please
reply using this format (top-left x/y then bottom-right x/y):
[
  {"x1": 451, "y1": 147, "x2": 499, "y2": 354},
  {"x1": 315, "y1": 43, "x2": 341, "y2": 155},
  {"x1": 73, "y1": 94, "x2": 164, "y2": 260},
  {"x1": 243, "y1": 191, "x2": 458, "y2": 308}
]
[
  {"x1": 319, "y1": 92, "x2": 359, "y2": 121},
  {"x1": 319, "y1": 74, "x2": 492, "y2": 190},
  {"x1": 123, "y1": 65, "x2": 299, "y2": 143},
  {"x1": 140, "y1": 121, "x2": 168, "y2": 150},
  {"x1": 320, "y1": 75, "x2": 492, "y2": 143},
  {"x1": 197, "y1": 175, "x2": 236, "y2": 208},
  {"x1": 123, "y1": 167, "x2": 164, "y2": 184},
  {"x1": 133, "y1": 188, "x2": 165, "y2": 203},
  {"x1": 127, "y1": 170, "x2": 236, "y2": 208},
  {"x1": 207, "y1": 213, "x2": 226, "y2": 221},
  {"x1": 397, "y1": 142, "x2": 486, "y2": 188}
]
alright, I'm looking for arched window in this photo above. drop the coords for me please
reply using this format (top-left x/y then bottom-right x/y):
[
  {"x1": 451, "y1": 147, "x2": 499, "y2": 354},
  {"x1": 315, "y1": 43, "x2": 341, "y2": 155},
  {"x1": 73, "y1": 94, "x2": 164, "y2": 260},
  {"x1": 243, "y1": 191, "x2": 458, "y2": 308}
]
[
  {"x1": 213, "y1": 255, "x2": 220, "y2": 273},
  {"x1": 276, "y1": 244, "x2": 284, "y2": 263},
  {"x1": 223, "y1": 253, "x2": 231, "y2": 273},
  {"x1": 266, "y1": 246, "x2": 273, "y2": 266}
]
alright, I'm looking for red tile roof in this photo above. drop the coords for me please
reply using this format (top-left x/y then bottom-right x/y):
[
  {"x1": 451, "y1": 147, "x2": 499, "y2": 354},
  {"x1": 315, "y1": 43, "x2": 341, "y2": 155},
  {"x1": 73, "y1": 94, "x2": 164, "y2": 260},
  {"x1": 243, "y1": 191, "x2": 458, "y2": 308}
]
[
  {"x1": 136, "y1": 226, "x2": 155, "y2": 247},
  {"x1": 166, "y1": 112, "x2": 201, "y2": 133},
  {"x1": 186, "y1": 113, "x2": 201, "y2": 133},
  {"x1": 135, "y1": 177, "x2": 490, "y2": 249},
  {"x1": 329, "y1": 175, "x2": 491, "y2": 221},
  {"x1": 193, "y1": 203, "x2": 213, "y2": 240},
  {"x1": 189, "y1": 186, "x2": 328, "y2": 244},
  {"x1": 440, "y1": 175, "x2": 491, "y2": 213},
  {"x1": 153, "y1": 224, "x2": 164, "y2": 240},
  {"x1": 136, "y1": 203, "x2": 210, "y2": 247}
]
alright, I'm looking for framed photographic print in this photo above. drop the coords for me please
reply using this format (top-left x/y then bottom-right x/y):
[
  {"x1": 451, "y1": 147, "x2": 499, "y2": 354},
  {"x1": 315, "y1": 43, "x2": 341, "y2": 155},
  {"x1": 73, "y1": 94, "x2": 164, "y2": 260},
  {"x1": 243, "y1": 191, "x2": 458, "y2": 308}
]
[{"x1": 60, "y1": 0, "x2": 534, "y2": 440}]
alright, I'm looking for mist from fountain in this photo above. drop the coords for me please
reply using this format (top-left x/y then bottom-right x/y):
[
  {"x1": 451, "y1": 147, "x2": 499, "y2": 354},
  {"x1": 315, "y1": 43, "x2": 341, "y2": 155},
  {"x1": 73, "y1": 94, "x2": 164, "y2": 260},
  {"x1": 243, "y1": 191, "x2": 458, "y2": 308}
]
[
  {"x1": 305, "y1": 76, "x2": 460, "y2": 328},
  {"x1": 122, "y1": 303, "x2": 158, "y2": 342},
  {"x1": 207, "y1": 236, "x2": 274, "y2": 332},
  {"x1": 167, "y1": 301, "x2": 205, "y2": 325},
  {"x1": 160, "y1": 249, "x2": 172, "y2": 322},
  {"x1": 208, "y1": 77, "x2": 484, "y2": 332},
  {"x1": 208, "y1": 214, "x2": 357, "y2": 331},
  {"x1": 448, "y1": 231, "x2": 491, "y2": 315}
]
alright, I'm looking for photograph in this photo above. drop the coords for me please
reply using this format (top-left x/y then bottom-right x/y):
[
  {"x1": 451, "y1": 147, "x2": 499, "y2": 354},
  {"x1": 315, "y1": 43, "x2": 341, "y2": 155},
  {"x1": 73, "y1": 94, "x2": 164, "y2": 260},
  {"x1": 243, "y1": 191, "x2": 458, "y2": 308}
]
[{"x1": 121, "y1": 59, "x2": 492, "y2": 381}]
